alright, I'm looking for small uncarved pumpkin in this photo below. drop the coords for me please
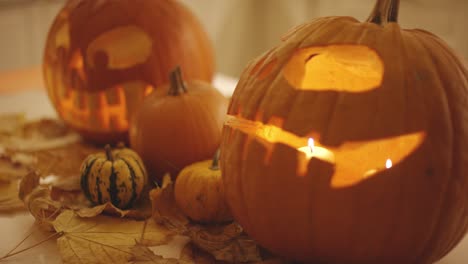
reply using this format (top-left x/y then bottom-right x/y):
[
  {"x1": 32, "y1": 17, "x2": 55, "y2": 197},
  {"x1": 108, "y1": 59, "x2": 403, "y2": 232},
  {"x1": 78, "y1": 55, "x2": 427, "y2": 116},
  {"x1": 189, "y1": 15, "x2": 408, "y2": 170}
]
[
  {"x1": 174, "y1": 151, "x2": 232, "y2": 223},
  {"x1": 130, "y1": 67, "x2": 228, "y2": 181},
  {"x1": 80, "y1": 144, "x2": 147, "y2": 209}
]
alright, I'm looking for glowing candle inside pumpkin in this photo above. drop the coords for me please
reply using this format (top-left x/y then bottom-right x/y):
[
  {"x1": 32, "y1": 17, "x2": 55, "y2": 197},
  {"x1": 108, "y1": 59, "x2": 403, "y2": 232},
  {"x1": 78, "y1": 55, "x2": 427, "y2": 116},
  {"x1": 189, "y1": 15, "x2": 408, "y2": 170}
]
[
  {"x1": 308, "y1": 138, "x2": 315, "y2": 153},
  {"x1": 296, "y1": 138, "x2": 335, "y2": 176}
]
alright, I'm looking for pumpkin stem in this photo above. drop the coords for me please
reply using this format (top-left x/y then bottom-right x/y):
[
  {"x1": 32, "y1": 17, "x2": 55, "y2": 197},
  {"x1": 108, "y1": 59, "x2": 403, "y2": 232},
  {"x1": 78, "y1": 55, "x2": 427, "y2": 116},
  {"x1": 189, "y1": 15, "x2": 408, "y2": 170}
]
[
  {"x1": 367, "y1": 0, "x2": 399, "y2": 25},
  {"x1": 210, "y1": 149, "x2": 220, "y2": 171},
  {"x1": 105, "y1": 144, "x2": 114, "y2": 162},
  {"x1": 168, "y1": 66, "x2": 187, "y2": 96}
]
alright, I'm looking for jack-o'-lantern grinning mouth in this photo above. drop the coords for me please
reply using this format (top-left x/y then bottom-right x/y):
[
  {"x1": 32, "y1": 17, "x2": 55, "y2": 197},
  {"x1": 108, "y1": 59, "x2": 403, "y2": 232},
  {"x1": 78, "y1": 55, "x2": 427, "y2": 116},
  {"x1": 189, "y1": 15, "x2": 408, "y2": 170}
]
[
  {"x1": 225, "y1": 115, "x2": 425, "y2": 188},
  {"x1": 52, "y1": 81, "x2": 154, "y2": 132}
]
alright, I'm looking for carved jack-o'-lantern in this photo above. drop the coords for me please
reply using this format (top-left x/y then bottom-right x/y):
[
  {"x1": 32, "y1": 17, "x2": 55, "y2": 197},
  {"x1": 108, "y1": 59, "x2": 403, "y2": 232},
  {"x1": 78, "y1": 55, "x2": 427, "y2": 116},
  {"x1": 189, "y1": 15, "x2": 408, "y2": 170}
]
[
  {"x1": 43, "y1": 0, "x2": 214, "y2": 144},
  {"x1": 221, "y1": 0, "x2": 468, "y2": 263}
]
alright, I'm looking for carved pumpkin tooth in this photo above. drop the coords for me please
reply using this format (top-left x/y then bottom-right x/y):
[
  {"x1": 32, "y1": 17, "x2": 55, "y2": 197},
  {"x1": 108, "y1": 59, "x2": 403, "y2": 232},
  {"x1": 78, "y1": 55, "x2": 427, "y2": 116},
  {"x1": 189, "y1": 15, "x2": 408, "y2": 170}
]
[
  {"x1": 72, "y1": 89, "x2": 86, "y2": 110},
  {"x1": 88, "y1": 92, "x2": 109, "y2": 130},
  {"x1": 105, "y1": 86, "x2": 121, "y2": 105},
  {"x1": 120, "y1": 81, "x2": 147, "y2": 120}
]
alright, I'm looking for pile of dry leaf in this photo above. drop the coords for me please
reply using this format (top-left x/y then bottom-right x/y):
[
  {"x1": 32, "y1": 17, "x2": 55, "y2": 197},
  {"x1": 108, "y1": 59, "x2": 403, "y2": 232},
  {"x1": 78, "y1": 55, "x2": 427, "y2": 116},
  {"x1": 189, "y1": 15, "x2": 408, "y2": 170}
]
[{"x1": 0, "y1": 114, "x2": 288, "y2": 264}]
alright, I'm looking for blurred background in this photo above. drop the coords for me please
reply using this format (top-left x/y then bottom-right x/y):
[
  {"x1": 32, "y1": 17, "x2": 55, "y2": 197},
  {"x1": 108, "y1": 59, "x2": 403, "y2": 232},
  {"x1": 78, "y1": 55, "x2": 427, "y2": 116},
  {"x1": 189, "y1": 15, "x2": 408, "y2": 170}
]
[{"x1": 0, "y1": 0, "x2": 466, "y2": 78}]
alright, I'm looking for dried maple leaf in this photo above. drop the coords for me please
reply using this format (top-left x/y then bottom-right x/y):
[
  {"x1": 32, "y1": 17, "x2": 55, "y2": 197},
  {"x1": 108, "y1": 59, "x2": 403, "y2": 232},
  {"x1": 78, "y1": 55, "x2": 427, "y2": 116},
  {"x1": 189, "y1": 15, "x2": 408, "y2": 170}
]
[
  {"x1": 129, "y1": 245, "x2": 193, "y2": 264},
  {"x1": 0, "y1": 154, "x2": 29, "y2": 179},
  {"x1": 149, "y1": 175, "x2": 262, "y2": 263},
  {"x1": 129, "y1": 241, "x2": 280, "y2": 264},
  {"x1": 32, "y1": 142, "x2": 99, "y2": 183},
  {"x1": 18, "y1": 171, "x2": 64, "y2": 230},
  {"x1": 18, "y1": 170, "x2": 41, "y2": 200},
  {"x1": 0, "y1": 157, "x2": 30, "y2": 180},
  {"x1": 187, "y1": 223, "x2": 261, "y2": 263},
  {"x1": 0, "y1": 155, "x2": 34, "y2": 213},
  {"x1": 19, "y1": 167, "x2": 151, "y2": 225},
  {"x1": 150, "y1": 174, "x2": 189, "y2": 230},
  {"x1": 0, "y1": 113, "x2": 25, "y2": 135},
  {"x1": 77, "y1": 200, "x2": 152, "y2": 220},
  {"x1": 0, "y1": 143, "x2": 32, "y2": 213},
  {"x1": 9, "y1": 152, "x2": 37, "y2": 167},
  {"x1": 0, "y1": 154, "x2": 29, "y2": 213},
  {"x1": 53, "y1": 210, "x2": 174, "y2": 264},
  {"x1": 22, "y1": 119, "x2": 70, "y2": 138},
  {"x1": 180, "y1": 243, "x2": 222, "y2": 264},
  {"x1": 0, "y1": 116, "x2": 84, "y2": 212},
  {"x1": 26, "y1": 187, "x2": 63, "y2": 231},
  {"x1": 2, "y1": 118, "x2": 81, "y2": 152},
  {"x1": 0, "y1": 179, "x2": 24, "y2": 211}
]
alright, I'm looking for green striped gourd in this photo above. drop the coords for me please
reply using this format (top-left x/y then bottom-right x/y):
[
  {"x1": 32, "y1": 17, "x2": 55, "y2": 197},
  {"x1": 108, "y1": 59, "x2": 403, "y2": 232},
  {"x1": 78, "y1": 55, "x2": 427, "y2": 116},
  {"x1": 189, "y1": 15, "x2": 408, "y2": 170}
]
[{"x1": 80, "y1": 144, "x2": 148, "y2": 209}]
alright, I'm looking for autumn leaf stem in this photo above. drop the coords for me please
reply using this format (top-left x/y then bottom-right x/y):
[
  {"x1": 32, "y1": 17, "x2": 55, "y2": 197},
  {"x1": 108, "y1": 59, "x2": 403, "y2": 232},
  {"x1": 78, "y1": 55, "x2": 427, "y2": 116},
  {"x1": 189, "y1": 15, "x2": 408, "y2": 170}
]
[
  {"x1": 1, "y1": 205, "x2": 63, "y2": 261},
  {"x1": 1, "y1": 227, "x2": 36, "y2": 259},
  {"x1": 67, "y1": 233, "x2": 134, "y2": 256},
  {"x1": 139, "y1": 220, "x2": 148, "y2": 243},
  {"x1": 0, "y1": 231, "x2": 64, "y2": 260}
]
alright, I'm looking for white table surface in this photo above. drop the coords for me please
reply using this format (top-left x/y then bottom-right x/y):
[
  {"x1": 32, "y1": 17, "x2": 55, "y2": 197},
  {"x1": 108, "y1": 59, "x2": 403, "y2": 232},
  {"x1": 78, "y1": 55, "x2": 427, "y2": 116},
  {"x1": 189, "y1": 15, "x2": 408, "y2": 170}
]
[{"x1": 0, "y1": 74, "x2": 467, "y2": 263}]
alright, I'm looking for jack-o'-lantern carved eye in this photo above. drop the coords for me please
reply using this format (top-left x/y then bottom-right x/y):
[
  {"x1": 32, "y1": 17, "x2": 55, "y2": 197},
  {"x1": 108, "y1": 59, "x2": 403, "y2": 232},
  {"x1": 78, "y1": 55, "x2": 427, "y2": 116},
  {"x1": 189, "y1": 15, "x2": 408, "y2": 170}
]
[
  {"x1": 283, "y1": 45, "x2": 384, "y2": 92},
  {"x1": 87, "y1": 26, "x2": 153, "y2": 70}
]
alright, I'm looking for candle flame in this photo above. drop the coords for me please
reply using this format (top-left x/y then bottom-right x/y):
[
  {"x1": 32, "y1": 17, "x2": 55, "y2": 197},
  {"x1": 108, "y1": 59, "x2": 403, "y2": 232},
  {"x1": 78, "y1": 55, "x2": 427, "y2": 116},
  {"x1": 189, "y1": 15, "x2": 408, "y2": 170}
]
[
  {"x1": 308, "y1": 138, "x2": 315, "y2": 153},
  {"x1": 386, "y1": 159, "x2": 393, "y2": 169}
]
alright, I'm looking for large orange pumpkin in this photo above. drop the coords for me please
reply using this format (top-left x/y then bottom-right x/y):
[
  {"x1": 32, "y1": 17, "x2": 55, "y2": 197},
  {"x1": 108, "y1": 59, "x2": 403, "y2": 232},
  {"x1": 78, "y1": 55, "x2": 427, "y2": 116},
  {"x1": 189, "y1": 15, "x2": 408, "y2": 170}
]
[
  {"x1": 221, "y1": 0, "x2": 468, "y2": 263},
  {"x1": 43, "y1": 0, "x2": 214, "y2": 144}
]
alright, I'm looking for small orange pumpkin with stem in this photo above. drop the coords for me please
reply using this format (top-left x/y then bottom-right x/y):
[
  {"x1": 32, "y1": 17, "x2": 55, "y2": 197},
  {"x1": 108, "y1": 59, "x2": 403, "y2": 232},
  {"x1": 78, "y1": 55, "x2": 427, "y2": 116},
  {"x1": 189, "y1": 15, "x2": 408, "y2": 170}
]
[
  {"x1": 174, "y1": 150, "x2": 232, "y2": 223},
  {"x1": 130, "y1": 67, "x2": 228, "y2": 182}
]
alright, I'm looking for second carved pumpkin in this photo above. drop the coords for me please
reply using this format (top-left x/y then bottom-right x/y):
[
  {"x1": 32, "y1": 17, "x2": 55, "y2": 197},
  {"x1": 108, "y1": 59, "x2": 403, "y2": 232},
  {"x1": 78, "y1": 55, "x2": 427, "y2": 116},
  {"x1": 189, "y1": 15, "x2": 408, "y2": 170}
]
[
  {"x1": 44, "y1": 0, "x2": 214, "y2": 144},
  {"x1": 221, "y1": 0, "x2": 468, "y2": 263}
]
